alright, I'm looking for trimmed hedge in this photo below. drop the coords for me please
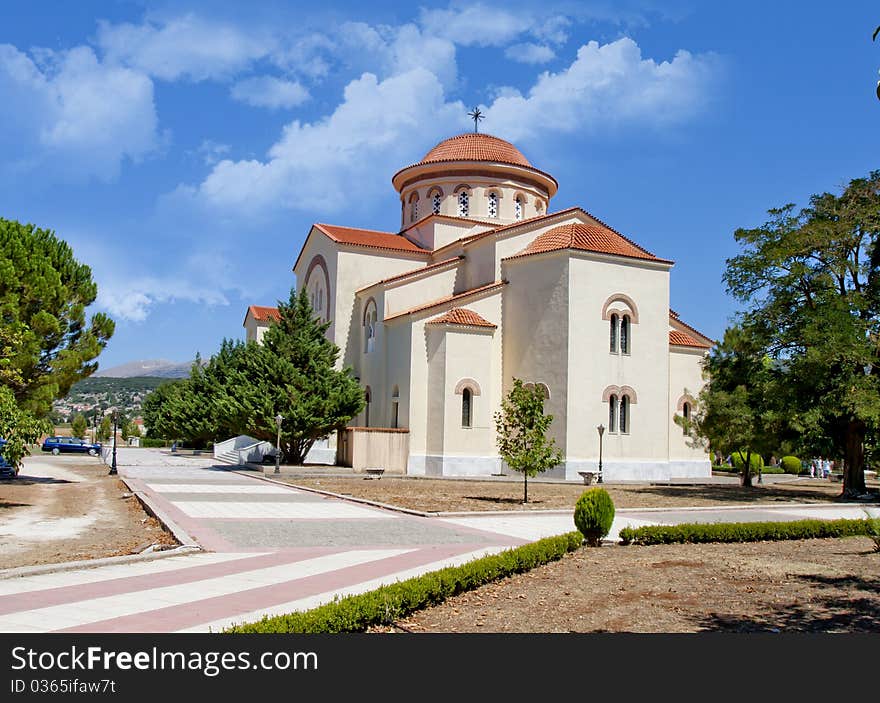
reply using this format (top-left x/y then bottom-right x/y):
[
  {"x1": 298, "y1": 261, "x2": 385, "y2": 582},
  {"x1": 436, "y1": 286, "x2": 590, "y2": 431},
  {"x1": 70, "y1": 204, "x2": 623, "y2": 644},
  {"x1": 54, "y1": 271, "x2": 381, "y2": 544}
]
[
  {"x1": 780, "y1": 456, "x2": 803, "y2": 474},
  {"x1": 618, "y1": 518, "x2": 878, "y2": 546},
  {"x1": 140, "y1": 438, "x2": 170, "y2": 448},
  {"x1": 225, "y1": 531, "x2": 584, "y2": 633},
  {"x1": 731, "y1": 451, "x2": 763, "y2": 471},
  {"x1": 574, "y1": 488, "x2": 615, "y2": 546},
  {"x1": 714, "y1": 465, "x2": 783, "y2": 474}
]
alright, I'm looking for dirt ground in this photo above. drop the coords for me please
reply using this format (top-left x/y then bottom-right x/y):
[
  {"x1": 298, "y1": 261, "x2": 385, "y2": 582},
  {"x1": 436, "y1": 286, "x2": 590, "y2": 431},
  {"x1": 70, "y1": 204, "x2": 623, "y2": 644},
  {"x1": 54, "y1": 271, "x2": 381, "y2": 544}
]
[
  {"x1": 286, "y1": 475, "x2": 870, "y2": 512},
  {"x1": 0, "y1": 456, "x2": 177, "y2": 570},
  {"x1": 370, "y1": 537, "x2": 880, "y2": 633}
]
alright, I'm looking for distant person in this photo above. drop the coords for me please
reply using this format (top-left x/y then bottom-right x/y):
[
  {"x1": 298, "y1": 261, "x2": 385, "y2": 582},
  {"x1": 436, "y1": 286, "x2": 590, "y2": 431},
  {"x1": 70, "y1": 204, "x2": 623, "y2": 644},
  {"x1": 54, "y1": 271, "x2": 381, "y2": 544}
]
[{"x1": 171, "y1": 441, "x2": 177, "y2": 452}]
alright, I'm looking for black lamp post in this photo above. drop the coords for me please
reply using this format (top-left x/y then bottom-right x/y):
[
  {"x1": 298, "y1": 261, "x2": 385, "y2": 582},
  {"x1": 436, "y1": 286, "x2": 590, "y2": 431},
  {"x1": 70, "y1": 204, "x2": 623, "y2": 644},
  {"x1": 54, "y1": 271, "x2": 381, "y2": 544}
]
[
  {"x1": 108, "y1": 411, "x2": 118, "y2": 476},
  {"x1": 597, "y1": 424, "x2": 605, "y2": 483},
  {"x1": 274, "y1": 413, "x2": 283, "y2": 475}
]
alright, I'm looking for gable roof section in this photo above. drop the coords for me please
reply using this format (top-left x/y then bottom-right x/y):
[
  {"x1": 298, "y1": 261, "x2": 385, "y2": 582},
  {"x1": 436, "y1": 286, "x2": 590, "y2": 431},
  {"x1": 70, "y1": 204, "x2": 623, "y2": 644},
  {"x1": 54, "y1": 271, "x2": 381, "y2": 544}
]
[
  {"x1": 314, "y1": 223, "x2": 429, "y2": 255},
  {"x1": 426, "y1": 307, "x2": 496, "y2": 328},
  {"x1": 385, "y1": 281, "x2": 506, "y2": 322},
  {"x1": 505, "y1": 222, "x2": 672, "y2": 264},
  {"x1": 669, "y1": 330, "x2": 711, "y2": 349},
  {"x1": 669, "y1": 309, "x2": 714, "y2": 346},
  {"x1": 244, "y1": 305, "x2": 280, "y2": 326}
]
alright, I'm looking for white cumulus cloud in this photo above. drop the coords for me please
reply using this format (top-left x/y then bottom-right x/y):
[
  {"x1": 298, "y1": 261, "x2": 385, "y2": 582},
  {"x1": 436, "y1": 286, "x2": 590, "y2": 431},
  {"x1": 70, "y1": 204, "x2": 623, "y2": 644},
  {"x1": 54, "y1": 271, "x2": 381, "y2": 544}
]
[
  {"x1": 230, "y1": 76, "x2": 310, "y2": 109},
  {"x1": 0, "y1": 43, "x2": 160, "y2": 181},
  {"x1": 185, "y1": 68, "x2": 466, "y2": 215},
  {"x1": 485, "y1": 38, "x2": 720, "y2": 142},
  {"x1": 505, "y1": 43, "x2": 556, "y2": 64},
  {"x1": 419, "y1": 3, "x2": 531, "y2": 47},
  {"x1": 96, "y1": 14, "x2": 274, "y2": 82}
]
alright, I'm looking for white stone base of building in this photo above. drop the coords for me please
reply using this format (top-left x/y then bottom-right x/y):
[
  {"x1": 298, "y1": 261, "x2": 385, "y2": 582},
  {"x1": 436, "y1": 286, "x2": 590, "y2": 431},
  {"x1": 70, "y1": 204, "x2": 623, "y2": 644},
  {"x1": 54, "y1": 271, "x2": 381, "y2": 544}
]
[
  {"x1": 407, "y1": 454, "x2": 502, "y2": 476},
  {"x1": 565, "y1": 458, "x2": 711, "y2": 482}
]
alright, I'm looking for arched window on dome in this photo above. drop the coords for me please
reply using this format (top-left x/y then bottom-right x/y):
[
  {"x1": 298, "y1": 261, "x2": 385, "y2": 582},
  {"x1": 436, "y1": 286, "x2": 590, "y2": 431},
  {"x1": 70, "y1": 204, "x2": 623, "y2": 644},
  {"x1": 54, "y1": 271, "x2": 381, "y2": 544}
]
[
  {"x1": 514, "y1": 195, "x2": 523, "y2": 221},
  {"x1": 408, "y1": 192, "x2": 419, "y2": 223},
  {"x1": 432, "y1": 192, "x2": 442, "y2": 215},
  {"x1": 487, "y1": 191, "x2": 498, "y2": 219},
  {"x1": 536, "y1": 199, "x2": 545, "y2": 214},
  {"x1": 457, "y1": 189, "x2": 470, "y2": 217}
]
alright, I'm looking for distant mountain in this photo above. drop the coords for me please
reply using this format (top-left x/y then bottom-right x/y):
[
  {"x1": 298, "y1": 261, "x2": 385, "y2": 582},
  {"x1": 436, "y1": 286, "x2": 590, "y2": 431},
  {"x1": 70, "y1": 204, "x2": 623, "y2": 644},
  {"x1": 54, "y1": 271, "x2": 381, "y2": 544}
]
[{"x1": 94, "y1": 359, "x2": 194, "y2": 379}]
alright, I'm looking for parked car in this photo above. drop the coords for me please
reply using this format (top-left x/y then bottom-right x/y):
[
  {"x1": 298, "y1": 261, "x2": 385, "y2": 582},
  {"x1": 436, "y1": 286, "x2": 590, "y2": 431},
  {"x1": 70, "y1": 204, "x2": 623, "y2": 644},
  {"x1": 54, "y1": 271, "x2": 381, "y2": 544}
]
[
  {"x1": 0, "y1": 439, "x2": 19, "y2": 478},
  {"x1": 41, "y1": 436, "x2": 102, "y2": 456}
]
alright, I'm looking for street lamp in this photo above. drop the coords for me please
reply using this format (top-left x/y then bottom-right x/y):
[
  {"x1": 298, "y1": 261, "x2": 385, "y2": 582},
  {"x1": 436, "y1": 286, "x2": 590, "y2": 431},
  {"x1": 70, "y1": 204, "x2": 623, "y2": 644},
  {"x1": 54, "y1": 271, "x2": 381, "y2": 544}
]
[
  {"x1": 274, "y1": 414, "x2": 283, "y2": 475},
  {"x1": 108, "y1": 410, "x2": 118, "y2": 476},
  {"x1": 597, "y1": 424, "x2": 605, "y2": 484}
]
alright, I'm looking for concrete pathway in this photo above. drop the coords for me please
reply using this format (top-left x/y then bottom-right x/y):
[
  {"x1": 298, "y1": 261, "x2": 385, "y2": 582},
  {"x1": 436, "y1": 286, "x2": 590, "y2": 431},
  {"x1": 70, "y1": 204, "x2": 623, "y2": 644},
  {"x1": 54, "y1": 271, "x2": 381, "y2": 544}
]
[{"x1": 0, "y1": 450, "x2": 876, "y2": 633}]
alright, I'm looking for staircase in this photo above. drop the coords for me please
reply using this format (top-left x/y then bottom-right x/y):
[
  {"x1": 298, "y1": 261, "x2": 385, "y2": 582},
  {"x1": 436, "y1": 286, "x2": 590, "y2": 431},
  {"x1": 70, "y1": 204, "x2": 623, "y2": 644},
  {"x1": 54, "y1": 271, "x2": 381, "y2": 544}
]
[{"x1": 214, "y1": 448, "x2": 243, "y2": 466}]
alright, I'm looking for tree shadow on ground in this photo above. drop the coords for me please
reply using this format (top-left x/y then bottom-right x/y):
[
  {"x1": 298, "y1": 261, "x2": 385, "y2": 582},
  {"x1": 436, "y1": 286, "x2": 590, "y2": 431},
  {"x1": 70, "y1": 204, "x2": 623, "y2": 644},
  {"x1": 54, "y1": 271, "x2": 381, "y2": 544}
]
[
  {"x1": 697, "y1": 573, "x2": 880, "y2": 632},
  {"x1": 625, "y1": 485, "x2": 841, "y2": 504},
  {"x1": 0, "y1": 501, "x2": 30, "y2": 509},
  {"x1": 465, "y1": 496, "x2": 546, "y2": 505},
  {"x1": 9, "y1": 476, "x2": 72, "y2": 485}
]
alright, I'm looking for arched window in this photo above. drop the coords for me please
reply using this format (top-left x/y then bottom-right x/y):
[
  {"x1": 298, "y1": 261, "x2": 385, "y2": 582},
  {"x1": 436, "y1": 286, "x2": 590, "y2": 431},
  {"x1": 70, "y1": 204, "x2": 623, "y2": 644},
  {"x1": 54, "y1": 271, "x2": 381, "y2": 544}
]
[
  {"x1": 536, "y1": 199, "x2": 544, "y2": 214},
  {"x1": 461, "y1": 388, "x2": 472, "y2": 428},
  {"x1": 363, "y1": 299, "x2": 377, "y2": 354},
  {"x1": 432, "y1": 192, "x2": 442, "y2": 215},
  {"x1": 364, "y1": 387, "x2": 372, "y2": 427},
  {"x1": 610, "y1": 314, "x2": 618, "y2": 353},
  {"x1": 487, "y1": 192, "x2": 498, "y2": 218},
  {"x1": 514, "y1": 195, "x2": 523, "y2": 220},
  {"x1": 619, "y1": 395, "x2": 629, "y2": 434},
  {"x1": 682, "y1": 402, "x2": 690, "y2": 421},
  {"x1": 409, "y1": 193, "x2": 419, "y2": 223},
  {"x1": 457, "y1": 189, "x2": 470, "y2": 217},
  {"x1": 620, "y1": 315, "x2": 631, "y2": 354},
  {"x1": 609, "y1": 395, "x2": 618, "y2": 433}
]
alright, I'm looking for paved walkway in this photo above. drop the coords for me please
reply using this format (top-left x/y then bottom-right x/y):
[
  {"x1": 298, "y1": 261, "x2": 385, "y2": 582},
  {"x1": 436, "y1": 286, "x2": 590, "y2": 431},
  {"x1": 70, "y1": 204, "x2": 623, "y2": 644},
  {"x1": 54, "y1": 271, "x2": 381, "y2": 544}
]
[{"x1": 0, "y1": 450, "x2": 876, "y2": 633}]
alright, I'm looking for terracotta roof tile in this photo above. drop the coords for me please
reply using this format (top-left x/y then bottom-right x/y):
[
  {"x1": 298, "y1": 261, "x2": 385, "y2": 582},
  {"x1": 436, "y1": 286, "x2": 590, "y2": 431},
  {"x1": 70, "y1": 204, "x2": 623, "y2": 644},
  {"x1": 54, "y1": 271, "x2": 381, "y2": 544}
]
[
  {"x1": 419, "y1": 133, "x2": 532, "y2": 168},
  {"x1": 507, "y1": 222, "x2": 672, "y2": 263},
  {"x1": 669, "y1": 310, "x2": 713, "y2": 345},
  {"x1": 426, "y1": 307, "x2": 496, "y2": 328},
  {"x1": 314, "y1": 223, "x2": 429, "y2": 255},
  {"x1": 385, "y1": 281, "x2": 505, "y2": 322},
  {"x1": 247, "y1": 305, "x2": 280, "y2": 323},
  {"x1": 669, "y1": 330, "x2": 711, "y2": 349}
]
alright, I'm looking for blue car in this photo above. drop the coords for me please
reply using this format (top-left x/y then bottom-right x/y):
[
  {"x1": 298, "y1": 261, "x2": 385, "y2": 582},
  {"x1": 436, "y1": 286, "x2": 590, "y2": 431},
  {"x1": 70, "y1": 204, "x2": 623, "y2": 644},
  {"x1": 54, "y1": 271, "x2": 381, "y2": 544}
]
[
  {"x1": 41, "y1": 436, "x2": 102, "y2": 456},
  {"x1": 0, "y1": 439, "x2": 18, "y2": 478}
]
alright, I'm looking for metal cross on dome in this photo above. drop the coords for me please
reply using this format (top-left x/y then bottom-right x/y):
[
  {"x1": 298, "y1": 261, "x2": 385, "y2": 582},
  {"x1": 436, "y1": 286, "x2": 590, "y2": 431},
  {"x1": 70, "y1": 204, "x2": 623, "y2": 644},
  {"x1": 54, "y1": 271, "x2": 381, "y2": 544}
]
[{"x1": 467, "y1": 106, "x2": 484, "y2": 133}]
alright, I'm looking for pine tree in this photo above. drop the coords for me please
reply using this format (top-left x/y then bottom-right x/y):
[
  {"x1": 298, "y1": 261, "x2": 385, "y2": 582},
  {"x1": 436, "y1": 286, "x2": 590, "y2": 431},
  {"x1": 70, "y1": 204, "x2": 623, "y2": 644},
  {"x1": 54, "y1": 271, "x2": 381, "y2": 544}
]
[{"x1": 71, "y1": 414, "x2": 88, "y2": 439}]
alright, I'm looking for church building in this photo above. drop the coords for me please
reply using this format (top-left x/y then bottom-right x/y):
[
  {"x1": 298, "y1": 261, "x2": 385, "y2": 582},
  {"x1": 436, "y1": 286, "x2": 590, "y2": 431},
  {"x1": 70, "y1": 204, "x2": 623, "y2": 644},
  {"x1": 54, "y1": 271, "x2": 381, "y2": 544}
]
[{"x1": 245, "y1": 132, "x2": 713, "y2": 480}]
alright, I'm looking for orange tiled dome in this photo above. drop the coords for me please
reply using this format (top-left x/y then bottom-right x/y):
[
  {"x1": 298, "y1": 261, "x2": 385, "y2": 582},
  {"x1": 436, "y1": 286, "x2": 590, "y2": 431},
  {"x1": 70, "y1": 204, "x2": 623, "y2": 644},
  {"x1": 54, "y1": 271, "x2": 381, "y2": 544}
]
[{"x1": 419, "y1": 133, "x2": 532, "y2": 168}]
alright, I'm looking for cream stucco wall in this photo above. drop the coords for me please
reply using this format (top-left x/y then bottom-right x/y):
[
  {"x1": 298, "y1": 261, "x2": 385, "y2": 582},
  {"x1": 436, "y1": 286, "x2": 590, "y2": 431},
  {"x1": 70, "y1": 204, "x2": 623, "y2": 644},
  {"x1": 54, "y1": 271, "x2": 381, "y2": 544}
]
[
  {"x1": 565, "y1": 253, "x2": 673, "y2": 480},
  {"x1": 243, "y1": 317, "x2": 268, "y2": 343},
  {"x1": 501, "y1": 255, "x2": 570, "y2": 478}
]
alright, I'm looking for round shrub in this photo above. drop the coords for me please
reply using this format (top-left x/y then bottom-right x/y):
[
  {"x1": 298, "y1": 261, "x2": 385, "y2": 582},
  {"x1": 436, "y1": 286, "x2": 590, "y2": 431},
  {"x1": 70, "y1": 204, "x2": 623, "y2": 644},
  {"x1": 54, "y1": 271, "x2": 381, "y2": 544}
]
[
  {"x1": 780, "y1": 456, "x2": 802, "y2": 474},
  {"x1": 730, "y1": 451, "x2": 763, "y2": 473},
  {"x1": 574, "y1": 488, "x2": 615, "y2": 547}
]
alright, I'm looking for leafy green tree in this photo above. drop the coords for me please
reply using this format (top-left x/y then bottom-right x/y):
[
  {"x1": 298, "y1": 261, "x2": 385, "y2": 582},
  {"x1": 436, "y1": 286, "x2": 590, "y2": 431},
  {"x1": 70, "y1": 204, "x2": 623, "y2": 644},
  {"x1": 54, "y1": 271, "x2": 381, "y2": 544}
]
[
  {"x1": 494, "y1": 378, "x2": 564, "y2": 503},
  {"x1": 723, "y1": 171, "x2": 880, "y2": 497},
  {"x1": 97, "y1": 416, "x2": 112, "y2": 442},
  {"x1": 0, "y1": 218, "x2": 114, "y2": 417},
  {"x1": 71, "y1": 414, "x2": 88, "y2": 439},
  {"x1": 677, "y1": 326, "x2": 784, "y2": 486},
  {"x1": 0, "y1": 387, "x2": 49, "y2": 467}
]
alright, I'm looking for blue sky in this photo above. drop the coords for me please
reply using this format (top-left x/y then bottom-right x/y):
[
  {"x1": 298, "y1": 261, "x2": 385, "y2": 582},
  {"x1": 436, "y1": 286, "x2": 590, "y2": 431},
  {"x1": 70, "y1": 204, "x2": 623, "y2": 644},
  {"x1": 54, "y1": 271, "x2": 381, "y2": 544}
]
[{"x1": 1, "y1": 0, "x2": 878, "y2": 367}]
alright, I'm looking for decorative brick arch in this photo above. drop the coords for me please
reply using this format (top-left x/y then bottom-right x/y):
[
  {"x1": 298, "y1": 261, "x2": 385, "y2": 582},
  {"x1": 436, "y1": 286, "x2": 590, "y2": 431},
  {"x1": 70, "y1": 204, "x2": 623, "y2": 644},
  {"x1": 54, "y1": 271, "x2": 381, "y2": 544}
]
[
  {"x1": 601, "y1": 293, "x2": 639, "y2": 323},
  {"x1": 427, "y1": 185, "x2": 444, "y2": 198},
  {"x1": 602, "y1": 385, "x2": 638, "y2": 403},
  {"x1": 454, "y1": 378, "x2": 482, "y2": 396},
  {"x1": 453, "y1": 183, "x2": 472, "y2": 193},
  {"x1": 676, "y1": 393, "x2": 696, "y2": 413},
  {"x1": 304, "y1": 254, "x2": 332, "y2": 322}
]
